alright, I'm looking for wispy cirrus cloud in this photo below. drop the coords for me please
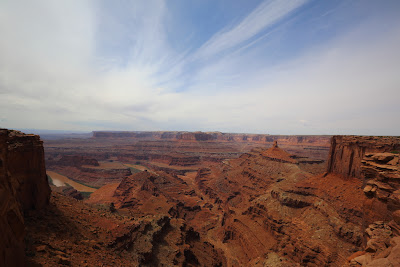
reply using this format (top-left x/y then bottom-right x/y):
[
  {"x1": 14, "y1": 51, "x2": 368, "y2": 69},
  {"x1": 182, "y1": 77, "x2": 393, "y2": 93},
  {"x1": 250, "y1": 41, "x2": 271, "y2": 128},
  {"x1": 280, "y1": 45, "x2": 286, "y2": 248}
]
[
  {"x1": 1, "y1": 0, "x2": 399, "y2": 135},
  {"x1": 194, "y1": 0, "x2": 308, "y2": 60}
]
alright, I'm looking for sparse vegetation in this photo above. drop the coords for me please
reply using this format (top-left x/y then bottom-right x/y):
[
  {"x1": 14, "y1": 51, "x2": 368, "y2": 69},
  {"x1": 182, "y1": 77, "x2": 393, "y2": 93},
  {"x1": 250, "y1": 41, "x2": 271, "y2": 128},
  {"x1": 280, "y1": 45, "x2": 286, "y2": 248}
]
[
  {"x1": 129, "y1": 167, "x2": 142, "y2": 174},
  {"x1": 391, "y1": 151, "x2": 399, "y2": 154},
  {"x1": 80, "y1": 192, "x2": 93, "y2": 199},
  {"x1": 73, "y1": 180, "x2": 101, "y2": 189},
  {"x1": 47, "y1": 175, "x2": 54, "y2": 186},
  {"x1": 109, "y1": 202, "x2": 116, "y2": 213}
]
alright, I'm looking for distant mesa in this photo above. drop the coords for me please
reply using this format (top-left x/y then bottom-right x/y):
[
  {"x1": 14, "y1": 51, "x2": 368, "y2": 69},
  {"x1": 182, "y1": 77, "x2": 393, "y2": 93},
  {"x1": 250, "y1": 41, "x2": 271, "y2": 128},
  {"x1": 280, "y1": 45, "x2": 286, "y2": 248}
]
[{"x1": 91, "y1": 130, "x2": 331, "y2": 146}]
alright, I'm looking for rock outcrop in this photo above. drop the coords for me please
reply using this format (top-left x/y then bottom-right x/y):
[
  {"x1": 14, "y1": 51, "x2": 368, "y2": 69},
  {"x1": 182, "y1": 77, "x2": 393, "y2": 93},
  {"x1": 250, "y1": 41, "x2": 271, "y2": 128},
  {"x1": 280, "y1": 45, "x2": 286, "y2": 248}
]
[
  {"x1": 348, "y1": 221, "x2": 400, "y2": 266},
  {"x1": 261, "y1": 141, "x2": 298, "y2": 164},
  {"x1": 112, "y1": 170, "x2": 198, "y2": 212},
  {"x1": 61, "y1": 186, "x2": 84, "y2": 200},
  {"x1": 109, "y1": 215, "x2": 226, "y2": 266},
  {"x1": 88, "y1": 169, "x2": 227, "y2": 265},
  {"x1": 361, "y1": 152, "x2": 400, "y2": 225},
  {"x1": 326, "y1": 136, "x2": 400, "y2": 222},
  {"x1": 325, "y1": 136, "x2": 400, "y2": 266},
  {"x1": 362, "y1": 153, "x2": 399, "y2": 201},
  {"x1": 193, "y1": 144, "x2": 365, "y2": 266},
  {"x1": 0, "y1": 129, "x2": 50, "y2": 266},
  {"x1": 327, "y1": 136, "x2": 400, "y2": 178}
]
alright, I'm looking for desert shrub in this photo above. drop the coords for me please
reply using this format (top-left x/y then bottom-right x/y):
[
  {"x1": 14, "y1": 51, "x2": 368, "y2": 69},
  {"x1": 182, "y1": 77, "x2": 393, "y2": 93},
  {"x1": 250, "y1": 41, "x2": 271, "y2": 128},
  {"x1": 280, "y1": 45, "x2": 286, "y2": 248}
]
[
  {"x1": 80, "y1": 191, "x2": 93, "y2": 199},
  {"x1": 129, "y1": 167, "x2": 142, "y2": 174},
  {"x1": 47, "y1": 175, "x2": 54, "y2": 185}
]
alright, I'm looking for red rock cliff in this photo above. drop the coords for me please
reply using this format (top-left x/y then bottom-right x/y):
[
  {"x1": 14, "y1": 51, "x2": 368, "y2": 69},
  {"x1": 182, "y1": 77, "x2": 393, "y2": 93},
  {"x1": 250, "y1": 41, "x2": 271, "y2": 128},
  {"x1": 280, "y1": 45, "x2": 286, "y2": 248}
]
[
  {"x1": 0, "y1": 129, "x2": 50, "y2": 266},
  {"x1": 326, "y1": 135, "x2": 400, "y2": 226},
  {"x1": 327, "y1": 135, "x2": 400, "y2": 178}
]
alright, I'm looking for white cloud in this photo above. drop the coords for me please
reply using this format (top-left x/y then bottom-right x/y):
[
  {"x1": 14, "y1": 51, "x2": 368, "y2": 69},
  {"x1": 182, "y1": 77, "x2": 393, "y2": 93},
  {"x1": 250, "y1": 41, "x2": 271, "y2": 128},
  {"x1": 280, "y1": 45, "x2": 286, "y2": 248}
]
[
  {"x1": 0, "y1": 0, "x2": 399, "y2": 135},
  {"x1": 194, "y1": 0, "x2": 308, "y2": 60}
]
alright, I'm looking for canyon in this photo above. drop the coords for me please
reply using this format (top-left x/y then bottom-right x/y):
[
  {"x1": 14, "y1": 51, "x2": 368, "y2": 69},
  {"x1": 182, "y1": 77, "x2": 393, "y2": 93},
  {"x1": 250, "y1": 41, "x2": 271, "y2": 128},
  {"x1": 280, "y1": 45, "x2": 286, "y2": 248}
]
[
  {"x1": 1, "y1": 130, "x2": 399, "y2": 266},
  {"x1": 44, "y1": 131, "x2": 330, "y2": 188}
]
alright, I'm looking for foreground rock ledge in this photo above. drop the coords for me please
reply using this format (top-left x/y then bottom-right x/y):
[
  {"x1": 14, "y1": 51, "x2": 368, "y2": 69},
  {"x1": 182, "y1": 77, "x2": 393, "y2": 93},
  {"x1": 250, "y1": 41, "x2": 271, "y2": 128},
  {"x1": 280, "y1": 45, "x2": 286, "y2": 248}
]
[{"x1": 0, "y1": 129, "x2": 50, "y2": 267}]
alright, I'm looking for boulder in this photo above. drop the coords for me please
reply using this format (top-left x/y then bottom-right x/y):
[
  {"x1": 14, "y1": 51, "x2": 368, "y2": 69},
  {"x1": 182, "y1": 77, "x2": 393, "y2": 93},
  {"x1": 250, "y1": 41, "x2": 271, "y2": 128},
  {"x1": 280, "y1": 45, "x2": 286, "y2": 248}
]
[
  {"x1": 386, "y1": 244, "x2": 400, "y2": 266},
  {"x1": 365, "y1": 238, "x2": 388, "y2": 253},
  {"x1": 351, "y1": 254, "x2": 372, "y2": 266},
  {"x1": 366, "y1": 258, "x2": 393, "y2": 267},
  {"x1": 372, "y1": 153, "x2": 395, "y2": 164}
]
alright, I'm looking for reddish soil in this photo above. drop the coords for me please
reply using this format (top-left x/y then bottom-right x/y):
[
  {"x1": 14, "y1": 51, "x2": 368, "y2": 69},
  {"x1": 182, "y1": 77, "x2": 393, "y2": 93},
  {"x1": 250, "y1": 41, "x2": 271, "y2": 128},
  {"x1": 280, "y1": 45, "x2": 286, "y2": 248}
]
[{"x1": 4, "y1": 130, "x2": 400, "y2": 266}]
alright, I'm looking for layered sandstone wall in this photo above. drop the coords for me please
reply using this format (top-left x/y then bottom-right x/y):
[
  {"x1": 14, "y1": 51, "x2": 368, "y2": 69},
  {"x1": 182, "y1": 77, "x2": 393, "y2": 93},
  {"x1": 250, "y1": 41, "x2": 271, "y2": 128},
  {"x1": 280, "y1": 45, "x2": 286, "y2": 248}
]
[
  {"x1": 0, "y1": 129, "x2": 50, "y2": 266},
  {"x1": 326, "y1": 135, "x2": 400, "y2": 228},
  {"x1": 327, "y1": 136, "x2": 400, "y2": 178},
  {"x1": 362, "y1": 152, "x2": 400, "y2": 214}
]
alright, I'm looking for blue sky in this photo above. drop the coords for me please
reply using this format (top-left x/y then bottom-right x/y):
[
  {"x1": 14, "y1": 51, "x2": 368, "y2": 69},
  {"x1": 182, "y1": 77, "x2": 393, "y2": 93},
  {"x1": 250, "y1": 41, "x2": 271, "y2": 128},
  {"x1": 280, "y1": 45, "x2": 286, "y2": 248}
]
[{"x1": 0, "y1": 0, "x2": 399, "y2": 135}]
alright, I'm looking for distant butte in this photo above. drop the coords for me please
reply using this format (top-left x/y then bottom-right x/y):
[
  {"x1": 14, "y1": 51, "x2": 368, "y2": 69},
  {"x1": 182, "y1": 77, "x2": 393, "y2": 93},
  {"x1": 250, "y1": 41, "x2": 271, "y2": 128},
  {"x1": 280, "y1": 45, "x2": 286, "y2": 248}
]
[{"x1": 261, "y1": 141, "x2": 298, "y2": 164}]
